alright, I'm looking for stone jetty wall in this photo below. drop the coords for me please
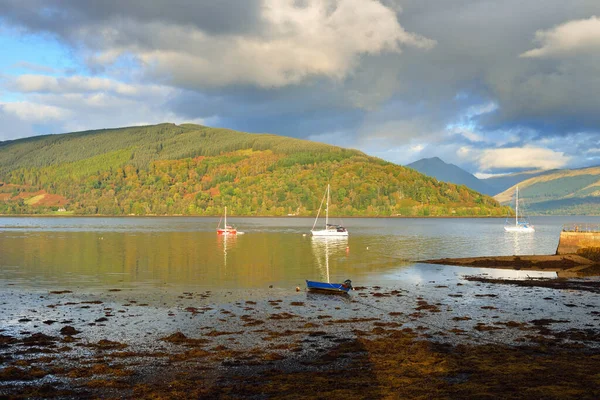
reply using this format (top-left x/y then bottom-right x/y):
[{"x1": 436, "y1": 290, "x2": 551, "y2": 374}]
[{"x1": 556, "y1": 231, "x2": 600, "y2": 255}]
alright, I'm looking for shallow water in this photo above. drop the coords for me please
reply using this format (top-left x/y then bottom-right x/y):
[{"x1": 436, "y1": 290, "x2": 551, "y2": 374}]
[
  {"x1": 0, "y1": 216, "x2": 599, "y2": 351},
  {"x1": 1, "y1": 216, "x2": 595, "y2": 293}
]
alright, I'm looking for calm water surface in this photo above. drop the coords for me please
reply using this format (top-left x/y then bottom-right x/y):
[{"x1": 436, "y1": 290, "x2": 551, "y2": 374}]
[{"x1": 1, "y1": 216, "x2": 598, "y2": 292}]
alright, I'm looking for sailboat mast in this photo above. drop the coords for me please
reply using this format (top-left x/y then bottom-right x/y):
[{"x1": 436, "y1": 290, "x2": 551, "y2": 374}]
[
  {"x1": 515, "y1": 187, "x2": 518, "y2": 226},
  {"x1": 325, "y1": 184, "x2": 330, "y2": 228},
  {"x1": 225, "y1": 206, "x2": 227, "y2": 232}
]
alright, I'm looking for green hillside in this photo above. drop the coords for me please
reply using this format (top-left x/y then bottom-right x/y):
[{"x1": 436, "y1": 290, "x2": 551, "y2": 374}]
[
  {"x1": 494, "y1": 166, "x2": 600, "y2": 215},
  {"x1": 0, "y1": 123, "x2": 509, "y2": 217},
  {"x1": 483, "y1": 169, "x2": 558, "y2": 195}
]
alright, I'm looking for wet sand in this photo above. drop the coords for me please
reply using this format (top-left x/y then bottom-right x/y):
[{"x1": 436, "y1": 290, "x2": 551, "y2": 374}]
[{"x1": 1, "y1": 279, "x2": 599, "y2": 399}]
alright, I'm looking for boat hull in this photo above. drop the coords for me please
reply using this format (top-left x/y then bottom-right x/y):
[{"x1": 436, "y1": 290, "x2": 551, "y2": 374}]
[
  {"x1": 306, "y1": 280, "x2": 351, "y2": 293},
  {"x1": 217, "y1": 229, "x2": 237, "y2": 235},
  {"x1": 504, "y1": 226, "x2": 535, "y2": 232},
  {"x1": 311, "y1": 230, "x2": 348, "y2": 237}
]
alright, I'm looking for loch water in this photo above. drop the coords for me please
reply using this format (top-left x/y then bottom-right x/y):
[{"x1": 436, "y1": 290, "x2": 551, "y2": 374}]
[{"x1": 1, "y1": 216, "x2": 598, "y2": 292}]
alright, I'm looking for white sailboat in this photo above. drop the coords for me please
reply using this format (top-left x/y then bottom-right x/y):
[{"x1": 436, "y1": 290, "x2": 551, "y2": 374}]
[
  {"x1": 311, "y1": 184, "x2": 348, "y2": 237},
  {"x1": 504, "y1": 186, "x2": 535, "y2": 232}
]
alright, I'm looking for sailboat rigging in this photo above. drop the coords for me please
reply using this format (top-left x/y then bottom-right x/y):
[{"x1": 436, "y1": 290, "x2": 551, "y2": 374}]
[
  {"x1": 504, "y1": 186, "x2": 534, "y2": 232},
  {"x1": 311, "y1": 184, "x2": 348, "y2": 237},
  {"x1": 217, "y1": 207, "x2": 239, "y2": 235}
]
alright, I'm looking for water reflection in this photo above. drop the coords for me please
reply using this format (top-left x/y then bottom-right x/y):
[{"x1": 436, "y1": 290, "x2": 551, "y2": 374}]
[
  {"x1": 506, "y1": 229, "x2": 537, "y2": 255},
  {"x1": 310, "y1": 236, "x2": 348, "y2": 283},
  {"x1": 477, "y1": 268, "x2": 557, "y2": 280},
  {"x1": 2, "y1": 216, "x2": 599, "y2": 291},
  {"x1": 217, "y1": 233, "x2": 238, "y2": 267}
]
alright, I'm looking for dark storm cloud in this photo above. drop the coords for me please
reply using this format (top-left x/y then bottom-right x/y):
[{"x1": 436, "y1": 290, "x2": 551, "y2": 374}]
[
  {"x1": 166, "y1": 82, "x2": 365, "y2": 139},
  {"x1": 384, "y1": 0, "x2": 600, "y2": 135},
  {"x1": 0, "y1": 0, "x2": 262, "y2": 37}
]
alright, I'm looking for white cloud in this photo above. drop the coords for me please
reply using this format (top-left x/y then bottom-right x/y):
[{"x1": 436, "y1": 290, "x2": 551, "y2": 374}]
[
  {"x1": 464, "y1": 102, "x2": 497, "y2": 118},
  {"x1": 1, "y1": 73, "x2": 206, "y2": 135},
  {"x1": 456, "y1": 146, "x2": 472, "y2": 159},
  {"x1": 89, "y1": 0, "x2": 435, "y2": 88},
  {"x1": 10, "y1": 61, "x2": 57, "y2": 74},
  {"x1": 448, "y1": 126, "x2": 484, "y2": 142},
  {"x1": 521, "y1": 15, "x2": 600, "y2": 58},
  {"x1": 474, "y1": 172, "x2": 507, "y2": 179},
  {"x1": 10, "y1": 74, "x2": 161, "y2": 96},
  {"x1": 1, "y1": 101, "x2": 71, "y2": 121},
  {"x1": 476, "y1": 146, "x2": 571, "y2": 171}
]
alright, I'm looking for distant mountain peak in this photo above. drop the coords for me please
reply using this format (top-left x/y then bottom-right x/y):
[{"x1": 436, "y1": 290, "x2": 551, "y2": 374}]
[
  {"x1": 424, "y1": 156, "x2": 445, "y2": 163},
  {"x1": 407, "y1": 157, "x2": 496, "y2": 195}
]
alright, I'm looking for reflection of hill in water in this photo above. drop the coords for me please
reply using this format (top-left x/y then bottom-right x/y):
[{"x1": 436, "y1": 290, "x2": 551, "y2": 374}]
[{"x1": 0, "y1": 231, "x2": 325, "y2": 289}]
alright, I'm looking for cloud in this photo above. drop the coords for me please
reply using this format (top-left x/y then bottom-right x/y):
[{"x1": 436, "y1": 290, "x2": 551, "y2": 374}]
[
  {"x1": 521, "y1": 16, "x2": 600, "y2": 58},
  {"x1": 10, "y1": 75, "x2": 140, "y2": 95},
  {"x1": 0, "y1": 0, "x2": 264, "y2": 37},
  {"x1": 476, "y1": 146, "x2": 571, "y2": 171},
  {"x1": 1, "y1": 74, "x2": 201, "y2": 134},
  {"x1": 10, "y1": 61, "x2": 57, "y2": 73},
  {"x1": 1, "y1": 101, "x2": 70, "y2": 121},
  {"x1": 1, "y1": 0, "x2": 600, "y2": 174},
  {"x1": 121, "y1": 0, "x2": 434, "y2": 88},
  {"x1": 0, "y1": 106, "x2": 36, "y2": 141},
  {"x1": 0, "y1": 0, "x2": 435, "y2": 88}
]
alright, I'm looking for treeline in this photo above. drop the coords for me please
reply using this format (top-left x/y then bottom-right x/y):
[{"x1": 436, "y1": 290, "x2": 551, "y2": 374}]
[
  {"x1": 0, "y1": 124, "x2": 362, "y2": 175},
  {"x1": 0, "y1": 124, "x2": 510, "y2": 216},
  {"x1": 3, "y1": 156, "x2": 508, "y2": 217}
]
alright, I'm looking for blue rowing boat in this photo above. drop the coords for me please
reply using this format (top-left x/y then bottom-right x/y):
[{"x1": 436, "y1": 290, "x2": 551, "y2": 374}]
[{"x1": 306, "y1": 279, "x2": 352, "y2": 293}]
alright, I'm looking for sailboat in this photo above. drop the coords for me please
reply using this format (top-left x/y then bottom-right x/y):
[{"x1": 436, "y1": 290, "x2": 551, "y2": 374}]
[
  {"x1": 217, "y1": 207, "x2": 238, "y2": 235},
  {"x1": 504, "y1": 186, "x2": 535, "y2": 232},
  {"x1": 311, "y1": 184, "x2": 348, "y2": 236},
  {"x1": 306, "y1": 236, "x2": 352, "y2": 293}
]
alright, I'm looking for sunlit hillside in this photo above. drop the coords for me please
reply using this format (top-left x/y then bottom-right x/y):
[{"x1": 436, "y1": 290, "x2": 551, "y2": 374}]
[
  {"x1": 494, "y1": 166, "x2": 600, "y2": 215},
  {"x1": 0, "y1": 123, "x2": 509, "y2": 216}
]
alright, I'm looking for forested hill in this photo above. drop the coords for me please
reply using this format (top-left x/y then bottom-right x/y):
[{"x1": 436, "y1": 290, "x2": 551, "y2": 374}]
[
  {"x1": 0, "y1": 123, "x2": 510, "y2": 216},
  {"x1": 494, "y1": 166, "x2": 600, "y2": 215}
]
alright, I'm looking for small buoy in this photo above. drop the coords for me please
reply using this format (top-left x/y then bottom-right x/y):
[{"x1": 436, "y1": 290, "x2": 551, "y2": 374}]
[
  {"x1": 269, "y1": 285, "x2": 273, "y2": 289},
  {"x1": 346, "y1": 246, "x2": 349, "y2": 253},
  {"x1": 302, "y1": 234, "x2": 307, "y2": 237},
  {"x1": 366, "y1": 247, "x2": 369, "y2": 250},
  {"x1": 295, "y1": 286, "x2": 300, "y2": 292}
]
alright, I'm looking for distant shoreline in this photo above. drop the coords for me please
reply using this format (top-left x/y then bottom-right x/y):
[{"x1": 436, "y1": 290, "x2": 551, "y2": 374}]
[{"x1": 0, "y1": 214, "x2": 512, "y2": 219}]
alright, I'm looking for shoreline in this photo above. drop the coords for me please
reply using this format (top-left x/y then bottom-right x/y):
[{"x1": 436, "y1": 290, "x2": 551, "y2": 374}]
[
  {"x1": 421, "y1": 254, "x2": 599, "y2": 273},
  {"x1": 1, "y1": 278, "x2": 599, "y2": 398},
  {"x1": 1, "y1": 214, "x2": 520, "y2": 219}
]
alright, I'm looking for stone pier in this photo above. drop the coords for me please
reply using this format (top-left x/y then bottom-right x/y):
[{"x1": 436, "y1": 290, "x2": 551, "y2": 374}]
[{"x1": 556, "y1": 226, "x2": 600, "y2": 255}]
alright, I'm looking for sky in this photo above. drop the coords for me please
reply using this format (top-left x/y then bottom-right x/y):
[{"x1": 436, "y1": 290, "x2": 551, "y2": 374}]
[{"x1": 0, "y1": 0, "x2": 599, "y2": 177}]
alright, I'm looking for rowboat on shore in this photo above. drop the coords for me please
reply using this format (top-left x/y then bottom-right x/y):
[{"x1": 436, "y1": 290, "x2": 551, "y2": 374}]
[{"x1": 306, "y1": 236, "x2": 352, "y2": 294}]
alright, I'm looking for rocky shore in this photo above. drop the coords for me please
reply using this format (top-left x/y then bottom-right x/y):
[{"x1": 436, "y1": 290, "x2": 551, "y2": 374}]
[
  {"x1": 422, "y1": 254, "x2": 600, "y2": 278},
  {"x1": 1, "y1": 279, "x2": 599, "y2": 399}
]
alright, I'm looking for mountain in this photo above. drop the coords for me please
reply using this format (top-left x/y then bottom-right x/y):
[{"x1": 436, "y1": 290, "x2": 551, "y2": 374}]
[
  {"x1": 0, "y1": 123, "x2": 510, "y2": 217},
  {"x1": 494, "y1": 166, "x2": 600, "y2": 215},
  {"x1": 406, "y1": 157, "x2": 496, "y2": 195},
  {"x1": 482, "y1": 169, "x2": 557, "y2": 195}
]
